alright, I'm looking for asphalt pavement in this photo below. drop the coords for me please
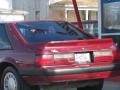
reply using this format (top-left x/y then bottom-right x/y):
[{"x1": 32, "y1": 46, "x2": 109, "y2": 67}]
[
  {"x1": 41, "y1": 76, "x2": 120, "y2": 90},
  {"x1": 102, "y1": 76, "x2": 120, "y2": 90},
  {"x1": 1, "y1": 76, "x2": 120, "y2": 90}
]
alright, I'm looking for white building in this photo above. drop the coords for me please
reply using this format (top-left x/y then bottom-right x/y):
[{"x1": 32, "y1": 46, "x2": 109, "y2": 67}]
[
  {"x1": 0, "y1": 0, "x2": 26, "y2": 22},
  {"x1": 49, "y1": 0, "x2": 98, "y2": 22},
  {"x1": 0, "y1": 0, "x2": 49, "y2": 21},
  {"x1": 12, "y1": 0, "x2": 49, "y2": 20},
  {"x1": 0, "y1": 0, "x2": 98, "y2": 22}
]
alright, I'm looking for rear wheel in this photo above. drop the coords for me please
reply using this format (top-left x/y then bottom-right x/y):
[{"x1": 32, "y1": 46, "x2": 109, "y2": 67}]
[
  {"x1": 77, "y1": 79, "x2": 103, "y2": 90},
  {"x1": 1, "y1": 67, "x2": 39, "y2": 90}
]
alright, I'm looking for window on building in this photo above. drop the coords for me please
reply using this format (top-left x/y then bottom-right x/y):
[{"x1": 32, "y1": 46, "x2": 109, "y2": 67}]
[
  {"x1": 0, "y1": 24, "x2": 11, "y2": 50},
  {"x1": 35, "y1": 11, "x2": 40, "y2": 20},
  {"x1": 67, "y1": 10, "x2": 77, "y2": 22},
  {"x1": 79, "y1": 10, "x2": 86, "y2": 20},
  {"x1": 88, "y1": 11, "x2": 98, "y2": 20},
  {"x1": 67, "y1": 10, "x2": 86, "y2": 22}
]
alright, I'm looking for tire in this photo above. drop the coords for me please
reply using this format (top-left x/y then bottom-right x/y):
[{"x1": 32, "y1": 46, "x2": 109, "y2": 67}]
[
  {"x1": 1, "y1": 67, "x2": 39, "y2": 90},
  {"x1": 77, "y1": 79, "x2": 103, "y2": 90}
]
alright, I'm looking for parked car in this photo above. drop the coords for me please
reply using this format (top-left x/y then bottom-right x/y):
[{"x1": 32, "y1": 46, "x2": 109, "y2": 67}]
[{"x1": 0, "y1": 21, "x2": 120, "y2": 90}]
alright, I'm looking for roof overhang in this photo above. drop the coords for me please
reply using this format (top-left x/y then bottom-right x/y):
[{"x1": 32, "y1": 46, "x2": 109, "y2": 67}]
[
  {"x1": 0, "y1": 9, "x2": 28, "y2": 15},
  {"x1": 49, "y1": 0, "x2": 63, "y2": 5},
  {"x1": 49, "y1": 0, "x2": 97, "y2": 6}
]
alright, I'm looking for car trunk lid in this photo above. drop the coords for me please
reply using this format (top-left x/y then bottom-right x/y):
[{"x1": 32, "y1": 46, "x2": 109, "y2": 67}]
[{"x1": 28, "y1": 38, "x2": 115, "y2": 66}]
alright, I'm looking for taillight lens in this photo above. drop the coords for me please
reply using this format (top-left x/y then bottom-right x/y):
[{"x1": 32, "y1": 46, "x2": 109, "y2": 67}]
[
  {"x1": 53, "y1": 53, "x2": 74, "y2": 65},
  {"x1": 94, "y1": 50, "x2": 113, "y2": 57},
  {"x1": 54, "y1": 53, "x2": 74, "y2": 60},
  {"x1": 93, "y1": 50, "x2": 113, "y2": 62},
  {"x1": 36, "y1": 53, "x2": 75, "y2": 66},
  {"x1": 36, "y1": 55, "x2": 54, "y2": 66}
]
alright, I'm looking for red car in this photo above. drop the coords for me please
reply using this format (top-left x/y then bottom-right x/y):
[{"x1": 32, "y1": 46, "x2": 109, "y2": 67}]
[{"x1": 0, "y1": 21, "x2": 120, "y2": 90}]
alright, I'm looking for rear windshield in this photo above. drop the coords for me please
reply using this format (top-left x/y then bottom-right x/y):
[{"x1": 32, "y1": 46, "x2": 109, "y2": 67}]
[{"x1": 16, "y1": 21, "x2": 92, "y2": 43}]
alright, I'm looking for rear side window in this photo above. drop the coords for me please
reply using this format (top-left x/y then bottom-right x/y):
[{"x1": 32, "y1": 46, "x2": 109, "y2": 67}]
[{"x1": 0, "y1": 24, "x2": 11, "y2": 50}]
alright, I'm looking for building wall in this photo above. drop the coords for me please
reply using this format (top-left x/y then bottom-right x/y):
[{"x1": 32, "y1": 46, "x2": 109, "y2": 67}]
[
  {"x1": 12, "y1": 0, "x2": 49, "y2": 20},
  {"x1": 0, "y1": 0, "x2": 98, "y2": 21},
  {"x1": 49, "y1": 0, "x2": 98, "y2": 22},
  {"x1": 0, "y1": 0, "x2": 12, "y2": 10},
  {"x1": 49, "y1": 0, "x2": 97, "y2": 7},
  {"x1": 49, "y1": 5, "x2": 98, "y2": 22},
  {"x1": 49, "y1": 5, "x2": 65, "y2": 20},
  {"x1": 0, "y1": 0, "x2": 25, "y2": 22}
]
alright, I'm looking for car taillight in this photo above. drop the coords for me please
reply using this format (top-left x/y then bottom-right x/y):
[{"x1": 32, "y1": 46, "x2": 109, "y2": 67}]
[
  {"x1": 53, "y1": 53, "x2": 74, "y2": 65},
  {"x1": 94, "y1": 50, "x2": 113, "y2": 57},
  {"x1": 54, "y1": 53, "x2": 74, "y2": 60},
  {"x1": 36, "y1": 53, "x2": 75, "y2": 66},
  {"x1": 93, "y1": 50, "x2": 113, "y2": 62},
  {"x1": 36, "y1": 55, "x2": 54, "y2": 66}
]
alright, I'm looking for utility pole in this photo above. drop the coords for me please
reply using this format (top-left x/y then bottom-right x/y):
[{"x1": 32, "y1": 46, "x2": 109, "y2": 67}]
[{"x1": 72, "y1": 0, "x2": 83, "y2": 29}]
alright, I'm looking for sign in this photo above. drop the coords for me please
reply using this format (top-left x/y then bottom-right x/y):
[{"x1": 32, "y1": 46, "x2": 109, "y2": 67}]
[
  {"x1": 98, "y1": 0, "x2": 120, "y2": 35},
  {"x1": 102, "y1": 0, "x2": 120, "y2": 3},
  {"x1": 98, "y1": 0, "x2": 120, "y2": 45}
]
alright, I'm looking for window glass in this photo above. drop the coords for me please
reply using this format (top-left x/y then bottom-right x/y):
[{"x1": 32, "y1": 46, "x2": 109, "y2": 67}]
[
  {"x1": 67, "y1": 10, "x2": 86, "y2": 22},
  {"x1": 0, "y1": 24, "x2": 11, "y2": 49},
  {"x1": 16, "y1": 21, "x2": 92, "y2": 43},
  {"x1": 83, "y1": 23, "x2": 98, "y2": 36},
  {"x1": 79, "y1": 10, "x2": 86, "y2": 20},
  {"x1": 88, "y1": 11, "x2": 98, "y2": 20},
  {"x1": 103, "y1": 2, "x2": 120, "y2": 31}
]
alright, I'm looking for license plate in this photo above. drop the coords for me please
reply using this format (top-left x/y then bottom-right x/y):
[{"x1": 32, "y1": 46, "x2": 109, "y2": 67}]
[{"x1": 75, "y1": 53, "x2": 91, "y2": 63}]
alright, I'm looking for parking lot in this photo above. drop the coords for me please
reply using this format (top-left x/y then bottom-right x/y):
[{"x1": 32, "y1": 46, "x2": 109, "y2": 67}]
[
  {"x1": 103, "y1": 76, "x2": 120, "y2": 90},
  {"x1": 36, "y1": 76, "x2": 120, "y2": 90},
  {"x1": 0, "y1": 77, "x2": 120, "y2": 90},
  {"x1": 40, "y1": 76, "x2": 120, "y2": 90}
]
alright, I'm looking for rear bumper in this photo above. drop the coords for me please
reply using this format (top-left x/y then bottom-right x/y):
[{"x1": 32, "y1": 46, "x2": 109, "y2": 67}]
[
  {"x1": 21, "y1": 64, "x2": 120, "y2": 76},
  {"x1": 22, "y1": 64, "x2": 120, "y2": 85},
  {"x1": 23, "y1": 71, "x2": 120, "y2": 85},
  {"x1": 37, "y1": 64, "x2": 120, "y2": 76}
]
